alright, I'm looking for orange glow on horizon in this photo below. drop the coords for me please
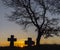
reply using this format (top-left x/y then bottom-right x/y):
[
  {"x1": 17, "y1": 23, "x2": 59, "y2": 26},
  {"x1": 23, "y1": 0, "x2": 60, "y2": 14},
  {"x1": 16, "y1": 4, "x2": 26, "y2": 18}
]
[
  {"x1": 14, "y1": 40, "x2": 25, "y2": 48},
  {"x1": 1, "y1": 36, "x2": 60, "y2": 47}
]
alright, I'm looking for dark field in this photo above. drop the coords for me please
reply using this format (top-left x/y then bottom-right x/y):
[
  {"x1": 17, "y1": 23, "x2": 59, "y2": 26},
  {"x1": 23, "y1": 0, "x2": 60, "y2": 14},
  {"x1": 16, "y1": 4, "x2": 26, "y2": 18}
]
[{"x1": 0, "y1": 45, "x2": 60, "y2": 50}]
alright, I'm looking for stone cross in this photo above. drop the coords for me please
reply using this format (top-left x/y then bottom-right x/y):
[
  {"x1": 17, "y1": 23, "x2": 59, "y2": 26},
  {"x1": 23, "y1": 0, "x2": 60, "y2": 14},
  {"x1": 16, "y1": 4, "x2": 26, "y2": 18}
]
[
  {"x1": 25, "y1": 38, "x2": 35, "y2": 46},
  {"x1": 8, "y1": 35, "x2": 17, "y2": 47}
]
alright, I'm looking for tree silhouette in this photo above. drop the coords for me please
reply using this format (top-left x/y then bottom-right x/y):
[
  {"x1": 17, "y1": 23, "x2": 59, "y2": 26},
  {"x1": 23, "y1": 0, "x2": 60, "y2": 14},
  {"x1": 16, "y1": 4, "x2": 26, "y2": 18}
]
[{"x1": 2, "y1": 0, "x2": 60, "y2": 45}]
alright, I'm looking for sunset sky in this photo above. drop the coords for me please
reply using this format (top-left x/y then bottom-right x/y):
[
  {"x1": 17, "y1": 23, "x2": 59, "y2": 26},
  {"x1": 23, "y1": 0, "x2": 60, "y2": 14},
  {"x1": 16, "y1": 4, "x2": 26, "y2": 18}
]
[{"x1": 0, "y1": 0, "x2": 60, "y2": 47}]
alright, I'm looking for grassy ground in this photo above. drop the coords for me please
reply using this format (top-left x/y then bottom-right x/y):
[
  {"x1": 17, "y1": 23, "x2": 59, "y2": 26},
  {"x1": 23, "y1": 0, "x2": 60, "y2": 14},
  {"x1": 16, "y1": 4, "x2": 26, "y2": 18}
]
[{"x1": 0, "y1": 45, "x2": 60, "y2": 50}]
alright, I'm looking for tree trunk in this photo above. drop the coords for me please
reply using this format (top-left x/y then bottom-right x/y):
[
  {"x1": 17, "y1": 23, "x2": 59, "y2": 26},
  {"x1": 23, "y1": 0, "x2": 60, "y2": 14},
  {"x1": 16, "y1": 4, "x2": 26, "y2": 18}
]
[{"x1": 36, "y1": 29, "x2": 42, "y2": 46}]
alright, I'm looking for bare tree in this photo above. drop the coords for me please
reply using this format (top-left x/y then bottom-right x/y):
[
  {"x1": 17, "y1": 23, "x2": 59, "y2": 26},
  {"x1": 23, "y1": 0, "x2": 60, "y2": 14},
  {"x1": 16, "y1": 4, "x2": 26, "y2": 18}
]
[{"x1": 2, "y1": 0, "x2": 60, "y2": 45}]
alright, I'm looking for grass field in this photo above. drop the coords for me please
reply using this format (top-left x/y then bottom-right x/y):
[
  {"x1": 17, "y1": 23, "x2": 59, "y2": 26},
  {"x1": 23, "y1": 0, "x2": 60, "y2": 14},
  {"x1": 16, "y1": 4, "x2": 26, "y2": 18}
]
[{"x1": 0, "y1": 45, "x2": 60, "y2": 50}]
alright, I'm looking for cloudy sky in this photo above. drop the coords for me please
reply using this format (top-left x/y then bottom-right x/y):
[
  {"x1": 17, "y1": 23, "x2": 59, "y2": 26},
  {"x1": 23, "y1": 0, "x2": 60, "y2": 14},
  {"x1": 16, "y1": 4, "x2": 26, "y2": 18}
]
[
  {"x1": 0, "y1": 0, "x2": 38, "y2": 46},
  {"x1": 0, "y1": 0, "x2": 60, "y2": 47}
]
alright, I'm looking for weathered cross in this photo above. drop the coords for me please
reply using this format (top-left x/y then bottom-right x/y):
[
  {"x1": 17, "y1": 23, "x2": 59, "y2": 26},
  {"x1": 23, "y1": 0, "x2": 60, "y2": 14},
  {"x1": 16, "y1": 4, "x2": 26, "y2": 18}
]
[
  {"x1": 25, "y1": 38, "x2": 35, "y2": 46},
  {"x1": 8, "y1": 35, "x2": 17, "y2": 47}
]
